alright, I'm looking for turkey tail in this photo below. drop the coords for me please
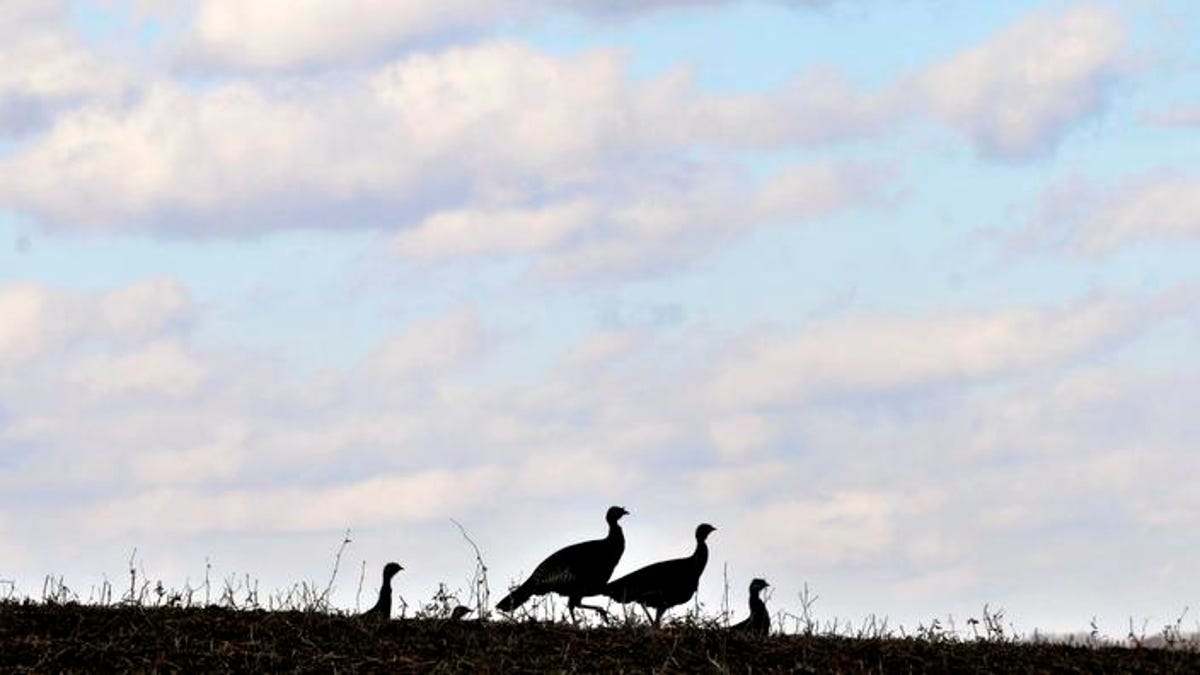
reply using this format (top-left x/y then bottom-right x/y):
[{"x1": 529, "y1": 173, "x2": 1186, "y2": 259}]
[{"x1": 496, "y1": 584, "x2": 533, "y2": 612}]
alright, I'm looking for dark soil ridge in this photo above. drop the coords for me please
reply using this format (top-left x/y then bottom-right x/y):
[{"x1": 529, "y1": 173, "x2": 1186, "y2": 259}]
[{"x1": 2, "y1": 601, "x2": 1197, "y2": 673}]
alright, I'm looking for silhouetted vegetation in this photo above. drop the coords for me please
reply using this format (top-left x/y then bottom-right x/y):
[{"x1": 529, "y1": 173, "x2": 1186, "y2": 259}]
[
  {"x1": 4, "y1": 529, "x2": 1198, "y2": 671},
  {"x1": 4, "y1": 599, "x2": 1200, "y2": 673}
]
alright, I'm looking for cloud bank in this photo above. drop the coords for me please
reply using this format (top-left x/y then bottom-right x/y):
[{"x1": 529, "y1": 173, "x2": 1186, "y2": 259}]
[{"x1": 917, "y1": 5, "x2": 1127, "y2": 159}]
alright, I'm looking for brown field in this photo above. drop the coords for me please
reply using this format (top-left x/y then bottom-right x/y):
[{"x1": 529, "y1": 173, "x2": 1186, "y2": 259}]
[{"x1": 2, "y1": 601, "x2": 1199, "y2": 673}]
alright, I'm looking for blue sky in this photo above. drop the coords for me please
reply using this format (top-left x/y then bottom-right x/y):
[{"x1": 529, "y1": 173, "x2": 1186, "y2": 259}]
[{"x1": 1, "y1": 0, "x2": 1199, "y2": 633}]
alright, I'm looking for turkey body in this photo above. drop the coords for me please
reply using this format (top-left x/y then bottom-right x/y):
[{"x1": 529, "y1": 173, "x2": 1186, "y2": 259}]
[
  {"x1": 360, "y1": 562, "x2": 403, "y2": 620},
  {"x1": 604, "y1": 523, "x2": 715, "y2": 626},
  {"x1": 731, "y1": 578, "x2": 770, "y2": 636},
  {"x1": 496, "y1": 506, "x2": 629, "y2": 621}
]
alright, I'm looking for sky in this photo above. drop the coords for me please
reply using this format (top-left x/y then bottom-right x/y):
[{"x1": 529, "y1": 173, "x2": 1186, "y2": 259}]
[{"x1": 1, "y1": 0, "x2": 1199, "y2": 635}]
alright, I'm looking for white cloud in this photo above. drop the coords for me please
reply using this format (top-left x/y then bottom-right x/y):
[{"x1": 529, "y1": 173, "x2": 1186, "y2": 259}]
[
  {"x1": 1019, "y1": 172, "x2": 1200, "y2": 254},
  {"x1": 1, "y1": 4, "x2": 1136, "y2": 257},
  {"x1": 738, "y1": 491, "x2": 943, "y2": 564},
  {"x1": 2, "y1": 282, "x2": 1199, "y2": 629},
  {"x1": 1080, "y1": 176, "x2": 1200, "y2": 252},
  {"x1": 0, "y1": 280, "x2": 195, "y2": 374},
  {"x1": 3, "y1": 2, "x2": 1198, "y2": 631},
  {"x1": 0, "y1": 1, "x2": 130, "y2": 136},
  {"x1": 557, "y1": 330, "x2": 646, "y2": 373},
  {"x1": 0, "y1": 284, "x2": 56, "y2": 369},
  {"x1": 396, "y1": 160, "x2": 890, "y2": 279},
  {"x1": 1, "y1": 42, "x2": 893, "y2": 277},
  {"x1": 687, "y1": 461, "x2": 797, "y2": 504},
  {"x1": 917, "y1": 5, "x2": 1126, "y2": 158},
  {"x1": 0, "y1": 44, "x2": 658, "y2": 232},
  {"x1": 753, "y1": 161, "x2": 893, "y2": 222},
  {"x1": 513, "y1": 450, "x2": 636, "y2": 498},
  {"x1": 0, "y1": 0, "x2": 68, "y2": 30},
  {"x1": 0, "y1": 81, "x2": 389, "y2": 229},
  {"x1": 100, "y1": 278, "x2": 194, "y2": 340},
  {"x1": 177, "y1": 0, "x2": 834, "y2": 71},
  {"x1": 393, "y1": 200, "x2": 598, "y2": 259},
  {"x1": 1142, "y1": 105, "x2": 1200, "y2": 128},
  {"x1": 130, "y1": 422, "x2": 249, "y2": 485},
  {"x1": 83, "y1": 466, "x2": 506, "y2": 535},
  {"x1": 0, "y1": 513, "x2": 28, "y2": 568},
  {"x1": 692, "y1": 66, "x2": 897, "y2": 148},
  {"x1": 707, "y1": 291, "x2": 1182, "y2": 410},
  {"x1": 1, "y1": 0, "x2": 1135, "y2": 236},
  {"x1": 707, "y1": 414, "x2": 774, "y2": 459},
  {"x1": 365, "y1": 310, "x2": 486, "y2": 379},
  {"x1": 68, "y1": 340, "x2": 208, "y2": 398},
  {"x1": 0, "y1": 33, "x2": 124, "y2": 134},
  {"x1": 181, "y1": 0, "x2": 512, "y2": 71}
]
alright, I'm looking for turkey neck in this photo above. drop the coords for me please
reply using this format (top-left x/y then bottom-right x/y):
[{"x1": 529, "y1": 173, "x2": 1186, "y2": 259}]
[
  {"x1": 607, "y1": 519, "x2": 625, "y2": 551},
  {"x1": 691, "y1": 538, "x2": 708, "y2": 572},
  {"x1": 377, "y1": 572, "x2": 394, "y2": 606},
  {"x1": 750, "y1": 591, "x2": 765, "y2": 613},
  {"x1": 604, "y1": 521, "x2": 624, "y2": 557}
]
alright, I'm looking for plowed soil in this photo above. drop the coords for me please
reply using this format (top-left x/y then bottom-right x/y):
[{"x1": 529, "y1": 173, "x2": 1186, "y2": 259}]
[{"x1": 2, "y1": 602, "x2": 1197, "y2": 673}]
